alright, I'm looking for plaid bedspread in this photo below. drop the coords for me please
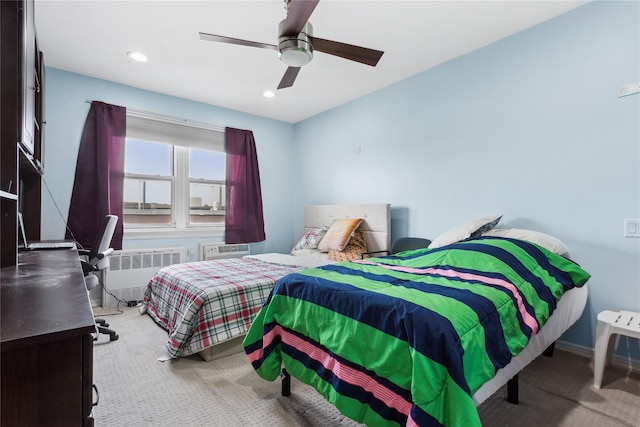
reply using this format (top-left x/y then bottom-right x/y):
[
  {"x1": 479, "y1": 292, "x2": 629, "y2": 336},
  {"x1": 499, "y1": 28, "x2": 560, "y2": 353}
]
[{"x1": 143, "y1": 257, "x2": 308, "y2": 358}]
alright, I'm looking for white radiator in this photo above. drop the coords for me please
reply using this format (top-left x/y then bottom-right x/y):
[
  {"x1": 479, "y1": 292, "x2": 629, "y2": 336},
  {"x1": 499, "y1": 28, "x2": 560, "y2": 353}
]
[
  {"x1": 201, "y1": 243, "x2": 250, "y2": 260},
  {"x1": 102, "y1": 247, "x2": 185, "y2": 307}
]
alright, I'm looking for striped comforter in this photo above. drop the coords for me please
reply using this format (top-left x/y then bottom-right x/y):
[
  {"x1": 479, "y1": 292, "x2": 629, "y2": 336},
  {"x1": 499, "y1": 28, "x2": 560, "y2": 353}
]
[
  {"x1": 243, "y1": 237, "x2": 590, "y2": 427},
  {"x1": 143, "y1": 257, "x2": 309, "y2": 358}
]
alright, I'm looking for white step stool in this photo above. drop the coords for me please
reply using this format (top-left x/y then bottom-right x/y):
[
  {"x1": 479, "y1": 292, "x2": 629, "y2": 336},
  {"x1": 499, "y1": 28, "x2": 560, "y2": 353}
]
[{"x1": 593, "y1": 310, "x2": 640, "y2": 388}]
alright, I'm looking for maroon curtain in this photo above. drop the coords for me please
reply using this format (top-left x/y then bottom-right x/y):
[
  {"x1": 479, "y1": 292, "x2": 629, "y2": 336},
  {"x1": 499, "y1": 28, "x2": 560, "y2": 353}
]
[
  {"x1": 66, "y1": 101, "x2": 126, "y2": 249},
  {"x1": 224, "y1": 127, "x2": 265, "y2": 244}
]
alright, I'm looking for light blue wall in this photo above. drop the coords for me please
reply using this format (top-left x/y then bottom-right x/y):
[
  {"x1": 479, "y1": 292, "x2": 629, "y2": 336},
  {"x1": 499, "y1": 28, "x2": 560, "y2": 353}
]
[
  {"x1": 292, "y1": 1, "x2": 639, "y2": 357},
  {"x1": 42, "y1": 1, "x2": 638, "y2": 358},
  {"x1": 42, "y1": 69, "x2": 296, "y2": 258}
]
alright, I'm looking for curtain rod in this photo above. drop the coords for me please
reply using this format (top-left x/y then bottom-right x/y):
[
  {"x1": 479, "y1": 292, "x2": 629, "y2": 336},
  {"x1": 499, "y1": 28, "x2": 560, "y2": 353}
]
[{"x1": 84, "y1": 100, "x2": 226, "y2": 132}]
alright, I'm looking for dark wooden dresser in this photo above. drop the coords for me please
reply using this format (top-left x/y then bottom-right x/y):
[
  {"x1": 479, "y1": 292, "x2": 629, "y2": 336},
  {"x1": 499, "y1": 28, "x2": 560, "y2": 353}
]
[{"x1": 1, "y1": 248, "x2": 95, "y2": 426}]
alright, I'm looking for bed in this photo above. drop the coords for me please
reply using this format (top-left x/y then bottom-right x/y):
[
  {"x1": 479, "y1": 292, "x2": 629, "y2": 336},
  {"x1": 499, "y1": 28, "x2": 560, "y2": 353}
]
[
  {"x1": 141, "y1": 203, "x2": 391, "y2": 361},
  {"x1": 243, "y1": 215, "x2": 590, "y2": 427}
]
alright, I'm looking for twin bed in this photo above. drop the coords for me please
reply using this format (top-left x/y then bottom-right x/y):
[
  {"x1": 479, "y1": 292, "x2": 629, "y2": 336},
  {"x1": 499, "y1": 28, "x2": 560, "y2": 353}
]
[
  {"x1": 142, "y1": 203, "x2": 391, "y2": 361},
  {"x1": 142, "y1": 207, "x2": 590, "y2": 426}
]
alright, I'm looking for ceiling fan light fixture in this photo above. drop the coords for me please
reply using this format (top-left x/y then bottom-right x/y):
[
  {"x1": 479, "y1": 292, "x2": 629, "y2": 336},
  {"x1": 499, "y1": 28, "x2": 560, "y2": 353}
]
[
  {"x1": 279, "y1": 42, "x2": 313, "y2": 67},
  {"x1": 278, "y1": 21, "x2": 314, "y2": 67}
]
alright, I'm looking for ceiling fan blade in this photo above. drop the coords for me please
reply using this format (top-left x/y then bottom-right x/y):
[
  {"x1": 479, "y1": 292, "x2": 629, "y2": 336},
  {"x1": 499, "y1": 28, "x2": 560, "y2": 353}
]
[
  {"x1": 199, "y1": 32, "x2": 277, "y2": 51},
  {"x1": 280, "y1": 0, "x2": 319, "y2": 37},
  {"x1": 277, "y1": 67, "x2": 301, "y2": 89},
  {"x1": 309, "y1": 36, "x2": 383, "y2": 67}
]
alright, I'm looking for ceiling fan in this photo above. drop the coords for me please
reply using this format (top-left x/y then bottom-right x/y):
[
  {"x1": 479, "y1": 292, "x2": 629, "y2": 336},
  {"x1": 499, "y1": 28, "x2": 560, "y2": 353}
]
[{"x1": 199, "y1": 0, "x2": 384, "y2": 90}]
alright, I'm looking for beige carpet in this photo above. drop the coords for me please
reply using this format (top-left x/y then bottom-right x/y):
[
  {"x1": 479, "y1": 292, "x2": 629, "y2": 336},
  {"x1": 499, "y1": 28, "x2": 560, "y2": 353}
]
[{"x1": 92, "y1": 306, "x2": 639, "y2": 426}]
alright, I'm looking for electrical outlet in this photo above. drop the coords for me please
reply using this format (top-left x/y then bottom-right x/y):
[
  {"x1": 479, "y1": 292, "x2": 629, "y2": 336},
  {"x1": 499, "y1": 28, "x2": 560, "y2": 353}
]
[{"x1": 623, "y1": 219, "x2": 640, "y2": 237}]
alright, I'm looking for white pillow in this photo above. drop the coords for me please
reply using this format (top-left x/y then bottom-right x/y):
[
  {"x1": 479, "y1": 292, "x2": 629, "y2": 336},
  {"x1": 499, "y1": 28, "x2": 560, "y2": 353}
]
[
  {"x1": 482, "y1": 228, "x2": 570, "y2": 257},
  {"x1": 429, "y1": 214, "x2": 502, "y2": 248}
]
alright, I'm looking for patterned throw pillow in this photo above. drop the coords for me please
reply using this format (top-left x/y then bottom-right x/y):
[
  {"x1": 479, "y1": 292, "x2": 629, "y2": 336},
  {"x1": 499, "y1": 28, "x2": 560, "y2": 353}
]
[
  {"x1": 317, "y1": 218, "x2": 363, "y2": 252},
  {"x1": 329, "y1": 229, "x2": 368, "y2": 262},
  {"x1": 292, "y1": 226, "x2": 328, "y2": 252}
]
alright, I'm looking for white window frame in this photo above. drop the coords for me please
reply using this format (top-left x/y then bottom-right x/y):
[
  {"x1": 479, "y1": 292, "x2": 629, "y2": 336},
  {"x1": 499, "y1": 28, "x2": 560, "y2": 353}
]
[{"x1": 124, "y1": 112, "x2": 225, "y2": 239}]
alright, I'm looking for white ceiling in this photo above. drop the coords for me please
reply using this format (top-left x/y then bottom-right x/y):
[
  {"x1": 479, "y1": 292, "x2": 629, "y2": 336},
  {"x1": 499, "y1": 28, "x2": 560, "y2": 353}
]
[{"x1": 34, "y1": 1, "x2": 585, "y2": 123}]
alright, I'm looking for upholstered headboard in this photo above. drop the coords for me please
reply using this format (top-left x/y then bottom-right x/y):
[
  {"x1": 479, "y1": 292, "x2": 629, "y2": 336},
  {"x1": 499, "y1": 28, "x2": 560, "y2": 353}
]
[{"x1": 303, "y1": 204, "x2": 391, "y2": 253}]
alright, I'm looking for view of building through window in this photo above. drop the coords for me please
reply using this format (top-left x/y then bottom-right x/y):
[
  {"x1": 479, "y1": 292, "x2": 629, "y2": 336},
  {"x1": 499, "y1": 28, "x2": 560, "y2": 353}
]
[{"x1": 124, "y1": 138, "x2": 226, "y2": 227}]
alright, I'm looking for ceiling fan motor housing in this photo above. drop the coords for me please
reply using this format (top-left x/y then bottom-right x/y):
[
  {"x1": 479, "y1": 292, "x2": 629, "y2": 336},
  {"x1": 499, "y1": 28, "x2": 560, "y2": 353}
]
[{"x1": 278, "y1": 21, "x2": 314, "y2": 67}]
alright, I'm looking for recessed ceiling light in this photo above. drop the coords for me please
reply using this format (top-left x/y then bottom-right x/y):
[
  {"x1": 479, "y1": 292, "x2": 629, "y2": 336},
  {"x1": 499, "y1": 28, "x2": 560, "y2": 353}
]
[
  {"x1": 127, "y1": 51, "x2": 148, "y2": 62},
  {"x1": 263, "y1": 90, "x2": 275, "y2": 98}
]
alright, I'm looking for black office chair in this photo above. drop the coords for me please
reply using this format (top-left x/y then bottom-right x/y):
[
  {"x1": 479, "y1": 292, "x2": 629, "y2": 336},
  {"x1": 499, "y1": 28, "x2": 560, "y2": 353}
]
[
  {"x1": 389, "y1": 237, "x2": 432, "y2": 254},
  {"x1": 362, "y1": 237, "x2": 432, "y2": 258},
  {"x1": 80, "y1": 214, "x2": 119, "y2": 342}
]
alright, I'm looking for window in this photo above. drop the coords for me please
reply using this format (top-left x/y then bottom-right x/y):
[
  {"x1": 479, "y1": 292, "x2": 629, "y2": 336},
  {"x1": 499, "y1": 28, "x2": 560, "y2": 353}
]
[
  {"x1": 124, "y1": 114, "x2": 225, "y2": 230},
  {"x1": 188, "y1": 147, "x2": 226, "y2": 225}
]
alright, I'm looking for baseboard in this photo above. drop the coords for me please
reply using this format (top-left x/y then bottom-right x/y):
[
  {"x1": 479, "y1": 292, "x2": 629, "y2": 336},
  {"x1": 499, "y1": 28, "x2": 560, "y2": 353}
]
[{"x1": 556, "y1": 339, "x2": 640, "y2": 374}]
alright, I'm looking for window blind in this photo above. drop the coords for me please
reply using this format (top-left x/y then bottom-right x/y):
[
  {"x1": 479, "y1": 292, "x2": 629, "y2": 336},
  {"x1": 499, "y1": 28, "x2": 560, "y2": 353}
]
[{"x1": 126, "y1": 113, "x2": 224, "y2": 152}]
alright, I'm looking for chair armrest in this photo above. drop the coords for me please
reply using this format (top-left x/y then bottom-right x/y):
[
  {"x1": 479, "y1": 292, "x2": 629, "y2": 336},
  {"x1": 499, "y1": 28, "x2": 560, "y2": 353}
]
[
  {"x1": 360, "y1": 250, "x2": 390, "y2": 259},
  {"x1": 95, "y1": 248, "x2": 114, "y2": 260}
]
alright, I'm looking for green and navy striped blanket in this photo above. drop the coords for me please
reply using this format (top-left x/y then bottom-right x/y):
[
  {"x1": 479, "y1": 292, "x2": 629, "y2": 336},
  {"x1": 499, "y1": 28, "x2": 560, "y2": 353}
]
[{"x1": 244, "y1": 237, "x2": 590, "y2": 426}]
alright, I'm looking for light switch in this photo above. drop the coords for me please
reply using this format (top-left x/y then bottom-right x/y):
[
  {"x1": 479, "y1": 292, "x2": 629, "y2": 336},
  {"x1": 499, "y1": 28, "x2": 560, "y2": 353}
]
[{"x1": 624, "y1": 219, "x2": 640, "y2": 237}]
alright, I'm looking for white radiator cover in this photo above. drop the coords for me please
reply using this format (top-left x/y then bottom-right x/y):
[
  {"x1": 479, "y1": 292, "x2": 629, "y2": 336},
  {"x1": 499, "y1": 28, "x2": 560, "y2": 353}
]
[
  {"x1": 201, "y1": 243, "x2": 250, "y2": 260},
  {"x1": 102, "y1": 247, "x2": 185, "y2": 307}
]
